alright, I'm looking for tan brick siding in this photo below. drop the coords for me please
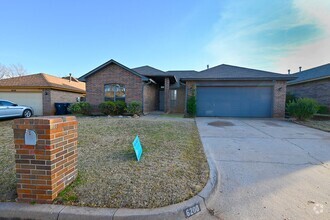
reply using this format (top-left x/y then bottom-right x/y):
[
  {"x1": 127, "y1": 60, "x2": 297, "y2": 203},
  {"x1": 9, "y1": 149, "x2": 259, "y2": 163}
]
[
  {"x1": 287, "y1": 78, "x2": 330, "y2": 108},
  {"x1": 273, "y1": 81, "x2": 287, "y2": 118},
  {"x1": 85, "y1": 64, "x2": 143, "y2": 110},
  {"x1": 50, "y1": 90, "x2": 83, "y2": 115}
]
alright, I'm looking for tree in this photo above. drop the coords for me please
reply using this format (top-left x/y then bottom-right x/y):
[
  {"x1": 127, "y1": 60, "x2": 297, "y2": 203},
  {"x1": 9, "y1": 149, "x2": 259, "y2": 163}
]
[{"x1": 0, "y1": 63, "x2": 27, "y2": 79}]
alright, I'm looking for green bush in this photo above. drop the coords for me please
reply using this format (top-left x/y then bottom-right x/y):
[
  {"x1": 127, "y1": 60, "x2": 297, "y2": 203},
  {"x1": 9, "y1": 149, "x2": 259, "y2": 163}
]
[
  {"x1": 127, "y1": 101, "x2": 142, "y2": 115},
  {"x1": 99, "y1": 101, "x2": 116, "y2": 115},
  {"x1": 68, "y1": 102, "x2": 92, "y2": 115},
  {"x1": 187, "y1": 95, "x2": 196, "y2": 117},
  {"x1": 317, "y1": 105, "x2": 329, "y2": 114},
  {"x1": 286, "y1": 92, "x2": 297, "y2": 104},
  {"x1": 114, "y1": 100, "x2": 127, "y2": 115},
  {"x1": 286, "y1": 98, "x2": 320, "y2": 120}
]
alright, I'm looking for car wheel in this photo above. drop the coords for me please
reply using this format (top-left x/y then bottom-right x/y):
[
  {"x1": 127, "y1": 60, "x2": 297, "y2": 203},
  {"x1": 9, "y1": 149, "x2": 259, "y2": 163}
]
[{"x1": 23, "y1": 109, "x2": 32, "y2": 118}]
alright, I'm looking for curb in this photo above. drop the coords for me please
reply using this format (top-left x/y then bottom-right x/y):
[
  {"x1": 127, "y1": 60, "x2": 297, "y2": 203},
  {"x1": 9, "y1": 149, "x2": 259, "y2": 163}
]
[{"x1": 0, "y1": 160, "x2": 218, "y2": 220}]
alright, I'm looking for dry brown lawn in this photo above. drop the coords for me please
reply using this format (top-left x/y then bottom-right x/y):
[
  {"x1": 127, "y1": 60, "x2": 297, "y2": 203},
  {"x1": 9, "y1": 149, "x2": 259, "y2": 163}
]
[
  {"x1": 295, "y1": 119, "x2": 330, "y2": 132},
  {"x1": 0, "y1": 117, "x2": 209, "y2": 208}
]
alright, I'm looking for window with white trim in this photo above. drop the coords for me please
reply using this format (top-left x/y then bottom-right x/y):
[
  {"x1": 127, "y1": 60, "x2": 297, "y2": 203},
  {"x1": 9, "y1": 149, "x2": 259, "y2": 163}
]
[{"x1": 104, "y1": 84, "x2": 126, "y2": 101}]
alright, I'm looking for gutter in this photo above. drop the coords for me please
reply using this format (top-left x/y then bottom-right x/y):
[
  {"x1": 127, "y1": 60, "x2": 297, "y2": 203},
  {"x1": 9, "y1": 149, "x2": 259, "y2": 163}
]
[
  {"x1": 287, "y1": 76, "x2": 330, "y2": 85},
  {"x1": 180, "y1": 77, "x2": 297, "y2": 82}
]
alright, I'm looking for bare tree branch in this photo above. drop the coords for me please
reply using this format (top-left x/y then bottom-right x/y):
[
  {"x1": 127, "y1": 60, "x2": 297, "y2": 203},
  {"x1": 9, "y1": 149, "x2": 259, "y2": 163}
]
[{"x1": 0, "y1": 63, "x2": 27, "y2": 79}]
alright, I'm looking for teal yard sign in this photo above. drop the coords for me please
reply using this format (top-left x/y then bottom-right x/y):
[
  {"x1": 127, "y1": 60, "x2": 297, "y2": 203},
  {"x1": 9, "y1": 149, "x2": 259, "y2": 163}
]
[{"x1": 132, "y1": 136, "x2": 143, "y2": 161}]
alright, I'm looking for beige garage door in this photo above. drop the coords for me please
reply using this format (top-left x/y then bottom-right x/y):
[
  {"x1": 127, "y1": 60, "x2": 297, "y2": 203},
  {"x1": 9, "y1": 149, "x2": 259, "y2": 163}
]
[{"x1": 0, "y1": 92, "x2": 43, "y2": 116}]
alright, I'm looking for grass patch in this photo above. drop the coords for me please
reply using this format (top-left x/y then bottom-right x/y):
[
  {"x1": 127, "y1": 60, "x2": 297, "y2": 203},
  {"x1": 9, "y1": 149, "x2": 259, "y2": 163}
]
[
  {"x1": 55, "y1": 174, "x2": 84, "y2": 204},
  {"x1": 160, "y1": 113, "x2": 184, "y2": 118},
  {"x1": 0, "y1": 119, "x2": 16, "y2": 202},
  {"x1": 0, "y1": 117, "x2": 209, "y2": 208},
  {"x1": 295, "y1": 119, "x2": 330, "y2": 132}
]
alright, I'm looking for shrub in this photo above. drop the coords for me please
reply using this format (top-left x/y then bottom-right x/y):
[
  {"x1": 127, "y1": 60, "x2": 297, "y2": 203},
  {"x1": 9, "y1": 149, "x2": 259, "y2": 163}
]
[
  {"x1": 127, "y1": 101, "x2": 142, "y2": 115},
  {"x1": 317, "y1": 105, "x2": 329, "y2": 114},
  {"x1": 187, "y1": 94, "x2": 196, "y2": 117},
  {"x1": 99, "y1": 101, "x2": 116, "y2": 115},
  {"x1": 286, "y1": 92, "x2": 297, "y2": 104},
  {"x1": 286, "y1": 98, "x2": 320, "y2": 120},
  {"x1": 68, "y1": 102, "x2": 92, "y2": 115},
  {"x1": 114, "y1": 100, "x2": 127, "y2": 115}
]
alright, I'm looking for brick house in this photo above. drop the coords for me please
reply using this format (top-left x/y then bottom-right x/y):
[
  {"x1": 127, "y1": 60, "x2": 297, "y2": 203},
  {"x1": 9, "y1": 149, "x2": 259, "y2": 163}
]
[
  {"x1": 287, "y1": 63, "x2": 330, "y2": 109},
  {"x1": 0, "y1": 73, "x2": 86, "y2": 115},
  {"x1": 79, "y1": 59, "x2": 295, "y2": 117}
]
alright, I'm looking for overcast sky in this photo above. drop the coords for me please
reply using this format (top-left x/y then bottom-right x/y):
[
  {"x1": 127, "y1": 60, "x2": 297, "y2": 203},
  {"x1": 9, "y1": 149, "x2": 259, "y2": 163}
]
[{"x1": 0, "y1": 0, "x2": 329, "y2": 77}]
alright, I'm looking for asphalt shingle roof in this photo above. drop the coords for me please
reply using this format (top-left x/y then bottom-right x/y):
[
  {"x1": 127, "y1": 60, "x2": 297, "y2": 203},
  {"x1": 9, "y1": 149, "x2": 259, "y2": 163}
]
[
  {"x1": 133, "y1": 66, "x2": 168, "y2": 76},
  {"x1": 288, "y1": 63, "x2": 330, "y2": 84},
  {"x1": 0, "y1": 73, "x2": 86, "y2": 93},
  {"x1": 179, "y1": 64, "x2": 296, "y2": 81},
  {"x1": 79, "y1": 59, "x2": 149, "y2": 82}
]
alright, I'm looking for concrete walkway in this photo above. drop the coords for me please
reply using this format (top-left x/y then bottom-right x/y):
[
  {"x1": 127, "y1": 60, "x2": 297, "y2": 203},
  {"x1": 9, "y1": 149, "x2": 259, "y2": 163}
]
[{"x1": 196, "y1": 118, "x2": 330, "y2": 220}]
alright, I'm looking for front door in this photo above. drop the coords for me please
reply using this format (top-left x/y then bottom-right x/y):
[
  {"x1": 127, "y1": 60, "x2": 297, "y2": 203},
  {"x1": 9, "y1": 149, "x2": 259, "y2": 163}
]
[{"x1": 159, "y1": 91, "x2": 164, "y2": 111}]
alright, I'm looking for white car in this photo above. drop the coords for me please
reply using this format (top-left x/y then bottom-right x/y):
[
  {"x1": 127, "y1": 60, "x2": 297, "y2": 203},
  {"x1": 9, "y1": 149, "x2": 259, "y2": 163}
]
[{"x1": 0, "y1": 99, "x2": 34, "y2": 118}]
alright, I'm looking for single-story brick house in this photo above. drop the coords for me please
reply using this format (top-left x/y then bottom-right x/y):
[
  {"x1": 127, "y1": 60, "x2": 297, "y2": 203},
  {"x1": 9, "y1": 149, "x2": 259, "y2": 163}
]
[
  {"x1": 287, "y1": 63, "x2": 330, "y2": 109},
  {"x1": 0, "y1": 73, "x2": 86, "y2": 115},
  {"x1": 79, "y1": 59, "x2": 296, "y2": 117}
]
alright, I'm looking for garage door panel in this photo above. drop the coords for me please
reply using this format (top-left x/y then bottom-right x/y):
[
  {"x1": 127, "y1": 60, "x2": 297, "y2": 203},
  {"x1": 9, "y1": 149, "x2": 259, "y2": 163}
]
[
  {"x1": 0, "y1": 92, "x2": 43, "y2": 116},
  {"x1": 197, "y1": 87, "x2": 272, "y2": 117}
]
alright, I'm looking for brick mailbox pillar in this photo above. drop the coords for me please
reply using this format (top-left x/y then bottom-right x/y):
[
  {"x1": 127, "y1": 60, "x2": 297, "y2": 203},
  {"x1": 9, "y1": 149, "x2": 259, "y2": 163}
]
[{"x1": 13, "y1": 116, "x2": 78, "y2": 203}]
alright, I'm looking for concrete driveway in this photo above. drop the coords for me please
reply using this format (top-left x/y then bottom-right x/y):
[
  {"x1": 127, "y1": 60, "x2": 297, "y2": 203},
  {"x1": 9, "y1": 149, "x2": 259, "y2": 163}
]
[{"x1": 196, "y1": 118, "x2": 330, "y2": 220}]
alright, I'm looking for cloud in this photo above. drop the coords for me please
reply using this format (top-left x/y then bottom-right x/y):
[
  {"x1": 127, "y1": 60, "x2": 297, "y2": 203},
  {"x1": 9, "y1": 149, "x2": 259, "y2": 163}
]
[
  {"x1": 205, "y1": 0, "x2": 329, "y2": 73},
  {"x1": 275, "y1": 0, "x2": 330, "y2": 73}
]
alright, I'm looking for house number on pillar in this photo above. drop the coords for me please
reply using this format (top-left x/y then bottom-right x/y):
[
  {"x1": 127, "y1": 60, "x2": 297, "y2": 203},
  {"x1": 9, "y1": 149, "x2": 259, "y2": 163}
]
[{"x1": 25, "y1": 129, "x2": 37, "y2": 145}]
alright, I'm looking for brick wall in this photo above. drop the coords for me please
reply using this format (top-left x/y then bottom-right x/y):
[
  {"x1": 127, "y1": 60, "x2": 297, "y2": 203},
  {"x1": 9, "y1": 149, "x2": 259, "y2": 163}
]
[
  {"x1": 42, "y1": 89, "x2": 51, "y2": 115},
  {"x1": 287, "y1": 78, "x2": 330, "y2": 108},
  {"x1": 42, "y1": 89, "x2": 84, "y2": 115},
  {"x1": 143, "y1": 84, "x2": 158, "y2": 113},
  {"x1": 13, "y1": 116, "x2": 78, "y2": 203},
  {"x1": 85, "y1": 63, "x2": 143, "y2": 110},
  {"x1": 170, "y1": 86, "x2": 186, "y2": 113},
  {"x1": 164, "y1": 78, "x2": 170, "y2": 113},
  {"x1": 273, "y1": 81, "x2": 287, "y2": 118}
]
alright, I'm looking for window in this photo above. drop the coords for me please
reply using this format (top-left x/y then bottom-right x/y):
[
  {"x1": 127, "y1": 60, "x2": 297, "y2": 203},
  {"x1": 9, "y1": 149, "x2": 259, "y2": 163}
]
[
  {"x1": 170, "y1": 90, "x2": 177, "y2": 101},
  {"x1": 104, "y1": 84, "x2": 126, "y2": 101},
  {"x1": 0, "y1": 101, "x2": 15, "y2": 106}
]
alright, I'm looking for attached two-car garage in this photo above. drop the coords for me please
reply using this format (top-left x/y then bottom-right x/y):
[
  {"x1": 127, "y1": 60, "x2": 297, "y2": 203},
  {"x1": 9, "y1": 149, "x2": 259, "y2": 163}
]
[
  {"x1": 196, "y1": 86, "x2": 273, "y2": 117},
  {"x1": 0, "y1": 92, "x2": 43, "y2": 115}
]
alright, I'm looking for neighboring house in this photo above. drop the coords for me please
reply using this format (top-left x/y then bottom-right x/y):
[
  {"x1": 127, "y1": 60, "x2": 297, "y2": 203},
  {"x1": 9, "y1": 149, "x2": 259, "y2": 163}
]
[
  {"x1": 0, "y1": 73, "x2": 86, "y2": 115},
  {"x1": 287, "y1": 63, "x2": 330, "y2": 109},
  {"x1": 79, "y1": 59, "x2": 295, "y2": 118}
]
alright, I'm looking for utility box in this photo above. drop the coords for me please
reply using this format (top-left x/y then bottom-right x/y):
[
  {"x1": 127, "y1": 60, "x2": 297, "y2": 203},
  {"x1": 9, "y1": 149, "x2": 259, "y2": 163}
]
[{"x1": 13, "y1": 116, "x2": 78, "y2": 203}]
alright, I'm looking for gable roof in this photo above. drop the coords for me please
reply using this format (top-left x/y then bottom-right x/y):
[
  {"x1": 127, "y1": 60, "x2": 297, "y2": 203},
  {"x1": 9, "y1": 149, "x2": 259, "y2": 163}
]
[
  {"x1": 288, "y1": 63, "x2": 330, "y2": 85},
  {"x1": 166, "y1": 70, "x2": 199, "y2": 80},
  {"x1": 0, "y1": 73, "x2": 86, "y2": 93},
  {"x1": 79, "y1": 59, "x2": 149, "y2": 82},
  {"x1": 179, "y1": 64, "x2": 296, "y2": 81},
  {"x1": 133, "y1": 65, "x2": 168, "y2": 76}
]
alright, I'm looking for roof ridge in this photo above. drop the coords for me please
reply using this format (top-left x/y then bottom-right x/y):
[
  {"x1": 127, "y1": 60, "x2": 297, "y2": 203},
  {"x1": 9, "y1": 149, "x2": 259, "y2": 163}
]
[
  {"x1": 292, "y1": 63, "x2": 330, "y2": 74},
  {"x1": 79, "y1": 59, "x2": 149, "y2": 82},
  {"x1": 39, "y1": 73, "x2": 54, "y2": 87},
  {"x1": 220, "y1": 64, "x2": 283, "y2": 75}
]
